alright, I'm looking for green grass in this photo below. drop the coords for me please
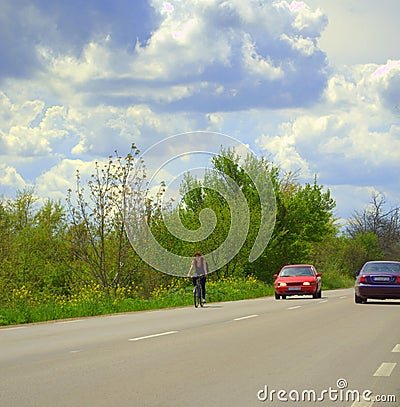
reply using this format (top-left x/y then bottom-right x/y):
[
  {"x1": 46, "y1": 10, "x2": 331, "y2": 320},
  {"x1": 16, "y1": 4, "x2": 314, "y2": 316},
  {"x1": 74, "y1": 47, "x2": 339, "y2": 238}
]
[
  {"x1": 321, "y1": 269, "x2": 355, "y2": 290},
  {"x1": 0, "y1": 274, "x2": 352, "y2": 327}
]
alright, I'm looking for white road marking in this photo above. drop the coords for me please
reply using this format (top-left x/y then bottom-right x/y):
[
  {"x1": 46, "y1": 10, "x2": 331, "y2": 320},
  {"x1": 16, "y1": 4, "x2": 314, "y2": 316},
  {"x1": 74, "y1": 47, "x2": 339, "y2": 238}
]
[
  {"x1": 129, "y1": 331, "x2": 178, "y2": 341},
  {"x1": 339, "y1": 296, "x2": 347, "y2": 299},
  {"x1": 318, "y1": 300, "x2": 328, "y2": 303},
  {"x1": 234, "y1": 315, "x2": 258, "y2": 321},
  {"x1": 287, "y1": 306, "x2": 301, "y2": 310},
  {"x1": 391, "y1": 344, "x2": 400, "y2": 352},
  {"x1": 56, "y1": 319, "x2": 83, "y2": 324},
  {"x1": 1, "y1": 326, "x2": 26, "y2": 331},
  {"x1": 373, "y1": 362, "x2": 397, "y2": 377}
]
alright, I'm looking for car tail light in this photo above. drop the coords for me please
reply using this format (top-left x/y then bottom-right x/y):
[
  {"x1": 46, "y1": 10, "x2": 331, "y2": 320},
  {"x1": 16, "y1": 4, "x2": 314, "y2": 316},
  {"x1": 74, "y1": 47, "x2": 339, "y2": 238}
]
[{"x1": 359, "y1": 275, "x2": 366, "y2": 283}]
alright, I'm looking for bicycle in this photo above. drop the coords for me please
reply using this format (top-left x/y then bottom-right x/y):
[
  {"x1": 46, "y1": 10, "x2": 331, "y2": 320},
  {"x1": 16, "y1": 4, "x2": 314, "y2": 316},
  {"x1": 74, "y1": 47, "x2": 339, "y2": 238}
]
[{"x1": 193, "y1": 277, "x2": 204, "y2": 308}]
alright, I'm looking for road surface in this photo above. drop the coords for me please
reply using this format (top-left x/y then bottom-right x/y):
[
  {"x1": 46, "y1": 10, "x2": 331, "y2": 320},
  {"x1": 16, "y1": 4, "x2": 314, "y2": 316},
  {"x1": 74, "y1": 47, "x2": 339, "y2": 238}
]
[{"x1": 1, "y1": 288, "x2": 399, "y2": 406}]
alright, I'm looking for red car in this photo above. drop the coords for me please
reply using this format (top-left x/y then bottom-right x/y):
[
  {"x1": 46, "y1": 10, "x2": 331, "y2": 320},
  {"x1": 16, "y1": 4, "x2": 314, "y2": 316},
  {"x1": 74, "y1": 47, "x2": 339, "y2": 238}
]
[{"x1": 274, "y1": 264, "x2": 322, "y2": 299}]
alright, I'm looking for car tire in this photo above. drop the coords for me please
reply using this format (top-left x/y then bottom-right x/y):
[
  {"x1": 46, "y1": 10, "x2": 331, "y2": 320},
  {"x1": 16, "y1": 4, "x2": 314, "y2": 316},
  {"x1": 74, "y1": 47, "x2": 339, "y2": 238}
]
[
  {"x1": 282, "y1": 295, "x2": 287, "y2": 299},
  {"x1": 313, "y1": 289, "x2": 319, "y2": 299},
  {"x1": 318, "y1": 289, "x2": 322, "y2": 298},
  {"x1": 275, "y1": 292, "x2": 280, "y2": 300},
  {"x1": 355, "y1": 294, "x2": 363, "y2": 304}
]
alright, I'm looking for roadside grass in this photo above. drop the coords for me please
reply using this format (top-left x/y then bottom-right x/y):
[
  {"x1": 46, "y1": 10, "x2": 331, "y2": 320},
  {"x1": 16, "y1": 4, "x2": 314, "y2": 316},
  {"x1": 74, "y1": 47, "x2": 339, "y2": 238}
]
[
  {"x1": 321, "y1": 269, "x2": 355, "y2": 290},
  {"x1": 0, "y1": 274, "x2": 352, "y2": 327}
]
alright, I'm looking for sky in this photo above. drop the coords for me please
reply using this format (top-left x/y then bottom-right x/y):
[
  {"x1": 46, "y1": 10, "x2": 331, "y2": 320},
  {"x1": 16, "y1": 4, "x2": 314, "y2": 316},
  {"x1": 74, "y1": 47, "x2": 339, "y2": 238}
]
[{"x1": 0, "y1": 0, "x2": 399, "y2": 225}]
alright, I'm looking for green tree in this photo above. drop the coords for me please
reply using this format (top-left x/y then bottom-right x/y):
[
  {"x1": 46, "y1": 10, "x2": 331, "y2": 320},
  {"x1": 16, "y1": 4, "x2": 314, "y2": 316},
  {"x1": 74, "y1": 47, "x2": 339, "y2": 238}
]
[
  {"x1": 66, "y1": 144, "x2": 148, "y2": 293},
  {"x1": 5, "y1": 189, "x2": 39, "y2": 287},
  {"x1": 246, "y1": 173, "x2": 336, "y2": 281},
  {"x1": 346, "y1": 193, "x2": 400, "y2": 259},
  {"x1": 31, "y1": 199, "x2": 70, "y2": 290},
  {"x1": 177, "y1": 148, "x2": 277, "y2": 277},
  {"x1": 0, "y1": 190, "x2": 69, "y2": 294}
]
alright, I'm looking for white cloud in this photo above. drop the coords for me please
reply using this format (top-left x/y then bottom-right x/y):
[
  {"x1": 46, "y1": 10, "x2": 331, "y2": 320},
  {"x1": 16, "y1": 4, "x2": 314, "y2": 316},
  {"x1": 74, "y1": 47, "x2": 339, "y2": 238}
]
[
  {"x1": 280, "y1": 33, "x2": 316, "y2": 57},
  {"x1": 133, "y1": 1, "x2": 233, "y2": 81},
  {"x1": 35, "y1": 159, "x2": 99, "y2": 201},
  {"x1": 257, "y1": 128, "x2": 311, "y2": 176},
  {"x1": 0, "y1": 164, "x2": 26, "y2": 190},
  {"x1": 255, "y1": 57, "x2": 400, "y2": 220},
  {"x1": 0, "y1": 99, "x2": 79, "y2": 157},
  {"x1": 290, "y1": 1, "x2": 326, "y2": 36},
  {"x1": 242, "y1": 33, "x2": 284, "y2": 79},
  {"x1": 17, "y1": 0, "x2": 329, "y2": 111}
]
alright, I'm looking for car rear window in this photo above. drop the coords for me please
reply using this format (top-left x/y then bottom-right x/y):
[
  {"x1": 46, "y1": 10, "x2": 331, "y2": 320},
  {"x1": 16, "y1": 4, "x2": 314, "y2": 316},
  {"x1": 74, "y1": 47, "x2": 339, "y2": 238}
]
[
  {"x1": 280, "y1": 267, "x2": 314, "y2": 277},
  {"x1": 363, "y1": 263, "x2": 400, "y2": 273}
]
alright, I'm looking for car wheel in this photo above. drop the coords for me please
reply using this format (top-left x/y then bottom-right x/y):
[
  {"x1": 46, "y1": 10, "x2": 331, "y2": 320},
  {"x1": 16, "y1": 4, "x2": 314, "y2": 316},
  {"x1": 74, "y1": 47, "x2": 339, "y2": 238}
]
[
  {"x1": 275, "y1": 292, "x2": 280, "y2": 300},
  {"x1": 355, "y1": 294, "x2": 363, "y2": 304},
  {"x1": 313, "y1": 289, "x2": 319, "y2": 299},
  {"x1": 318, "y1": 289, "x2": 322, "y2": 298},
  {"x1": 282, "y1": 295, "x2": 287, "y2": 299}
]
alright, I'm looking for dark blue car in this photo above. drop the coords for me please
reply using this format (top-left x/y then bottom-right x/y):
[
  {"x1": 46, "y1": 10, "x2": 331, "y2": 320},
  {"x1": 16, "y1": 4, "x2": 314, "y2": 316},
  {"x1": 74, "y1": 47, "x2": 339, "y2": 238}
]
[{"x1": 355, "y1": 261, "x2": 400, "y2": 303}]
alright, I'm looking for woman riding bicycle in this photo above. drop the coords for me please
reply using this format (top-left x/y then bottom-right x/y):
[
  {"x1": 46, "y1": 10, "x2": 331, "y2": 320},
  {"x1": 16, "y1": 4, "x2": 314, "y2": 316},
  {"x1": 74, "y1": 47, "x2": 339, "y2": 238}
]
[{"x1": 187, "y1": 252, "x2": 208, "y2": 303}]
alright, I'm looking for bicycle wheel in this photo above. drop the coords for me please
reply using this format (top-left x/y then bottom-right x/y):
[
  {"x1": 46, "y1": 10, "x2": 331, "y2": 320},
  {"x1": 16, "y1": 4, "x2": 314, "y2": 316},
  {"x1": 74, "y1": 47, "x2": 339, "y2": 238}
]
[
  {"x1": 199, "y1": 285, "x2": 204, "y2": 307},
  {"x1": 194, "y1": 284, "x2": 199, "y2": 308}
]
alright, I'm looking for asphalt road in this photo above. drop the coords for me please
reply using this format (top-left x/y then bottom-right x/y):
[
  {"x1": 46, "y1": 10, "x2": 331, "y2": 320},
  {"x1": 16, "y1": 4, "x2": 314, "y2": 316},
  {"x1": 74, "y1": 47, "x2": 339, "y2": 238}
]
[{"x1": 1, "y1": 288, "x2": 399, "y2": 407}]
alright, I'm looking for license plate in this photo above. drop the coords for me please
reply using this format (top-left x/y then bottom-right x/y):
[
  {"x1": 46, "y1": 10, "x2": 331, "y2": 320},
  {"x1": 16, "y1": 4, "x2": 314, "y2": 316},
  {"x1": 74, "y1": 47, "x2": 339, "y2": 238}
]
[
  {"x1": 373, "y1": 276, "x2": 390, "y2": 282},
  {"x1": 288, "y1": 287, "x2": 301, "y2": 291}
]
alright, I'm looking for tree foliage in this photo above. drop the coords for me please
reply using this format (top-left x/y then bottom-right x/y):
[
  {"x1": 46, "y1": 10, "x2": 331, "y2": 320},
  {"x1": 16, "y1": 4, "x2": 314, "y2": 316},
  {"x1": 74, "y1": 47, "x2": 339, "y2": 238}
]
[
  {"x1": 66, "y1": 144, "x2": 148, "y2": 293},
  {"x1": 346, "y1": 193, "x2": 400, "y2": 259},
  {"x1": 178, "y1": 149, "x2": 337, "y2": 281}
]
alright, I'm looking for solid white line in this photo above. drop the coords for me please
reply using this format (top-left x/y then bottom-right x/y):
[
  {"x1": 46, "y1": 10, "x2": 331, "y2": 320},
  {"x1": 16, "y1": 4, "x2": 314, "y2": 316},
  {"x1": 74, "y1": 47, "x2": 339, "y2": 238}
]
[
  {"x1": 392, "y1": 344, "x2": 400, "y2": 352},
  {"x1": 56, "y1": 319, "x2": 83, "y2": 324},
  {"x1": 287, "y1": 306, "x2": 301, "y2": 310},
  {"x1": 129, "y1": 331, "x2": 178, "y2": 341},
  {"x1": 373, "y1": 362, "x2": 397, "y2": 377},
  {"x1": 1, "y1": 326, "x2": 27, "y2": 331},
  {"x1": 234, "y1": 314, "x2": 258, "y2": 321}
]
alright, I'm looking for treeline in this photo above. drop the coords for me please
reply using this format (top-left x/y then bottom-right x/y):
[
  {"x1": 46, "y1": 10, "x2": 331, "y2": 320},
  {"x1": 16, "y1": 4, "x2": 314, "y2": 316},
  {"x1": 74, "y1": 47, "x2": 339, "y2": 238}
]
[{"x1": 0, "y1": 144, "x2": 398, "y2": 303}]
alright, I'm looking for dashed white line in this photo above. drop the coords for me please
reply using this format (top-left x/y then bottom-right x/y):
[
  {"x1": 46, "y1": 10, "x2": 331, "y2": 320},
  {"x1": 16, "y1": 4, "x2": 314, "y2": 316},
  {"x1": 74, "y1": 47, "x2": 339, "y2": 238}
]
[
  {"x1": 391, "y1": 344, "x2": 400, "y2": 353},
  {"x1": 373, "y1": 362, "x2": 397, "y2": 377},
  {"x1": 129, "y1": 331, "x2": 178, "y2": 341},
  {"x1": 287, "y1": 306, "x2": 302, "y2": 310},
  {"x1": 234, "y1": 315, "x2": 258, "y2": 321}
]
